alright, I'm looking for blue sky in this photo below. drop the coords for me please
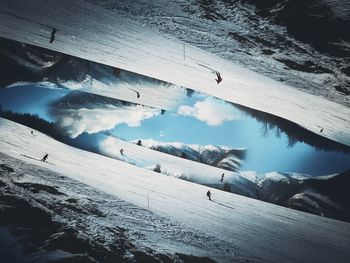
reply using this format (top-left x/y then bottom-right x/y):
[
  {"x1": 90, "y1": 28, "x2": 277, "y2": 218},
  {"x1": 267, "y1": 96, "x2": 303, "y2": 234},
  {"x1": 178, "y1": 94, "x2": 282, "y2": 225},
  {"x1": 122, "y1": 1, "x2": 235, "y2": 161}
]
[{"x1": 0, "y1": 83, "x2": 68, "y2": 121}]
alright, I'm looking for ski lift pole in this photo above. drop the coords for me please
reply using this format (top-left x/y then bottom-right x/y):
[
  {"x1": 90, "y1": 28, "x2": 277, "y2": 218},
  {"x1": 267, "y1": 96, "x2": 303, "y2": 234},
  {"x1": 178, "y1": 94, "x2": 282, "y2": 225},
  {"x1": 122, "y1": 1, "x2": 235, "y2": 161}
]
[
  {"x1": 147, "y1": 193, "x2": 149, "y2": 210},
  {"x1": 183, "y1": 42, "x2": 185, "y2": 61}
]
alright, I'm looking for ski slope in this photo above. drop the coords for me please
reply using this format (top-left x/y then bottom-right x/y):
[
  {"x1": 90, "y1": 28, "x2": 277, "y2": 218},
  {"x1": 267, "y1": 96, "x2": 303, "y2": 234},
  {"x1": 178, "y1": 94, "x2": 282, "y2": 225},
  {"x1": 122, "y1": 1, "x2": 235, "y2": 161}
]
[
  {"x1": 1, "y1": 117, "x2": 349, "y2": 263},
  {"x1": 0, "y1": 0, "x2": 349, "y2": 146}
]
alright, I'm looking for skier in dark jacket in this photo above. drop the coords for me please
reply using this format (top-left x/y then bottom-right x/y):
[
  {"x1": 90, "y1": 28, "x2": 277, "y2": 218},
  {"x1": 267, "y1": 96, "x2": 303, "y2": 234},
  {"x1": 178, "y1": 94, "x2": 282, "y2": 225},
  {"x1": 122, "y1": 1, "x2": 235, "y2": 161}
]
[
  {"x1": 207, "y1": 190, "x2": 212, "y2": 201},
  {"x1": 220, "y1": 173, "x2": 225, "y2": 182},
  {"x1": 50, "y1": 28, "x2": 57, "y2": 43},
  {"x1": 215, "y1": 72, "x2": 222, "y2": 84},
  {"x1": 41, "y1": 154, "x2": 49, "y2": 162},
  {"x1": 120, "y1": 148, "x2": 124, "y2": 156}
]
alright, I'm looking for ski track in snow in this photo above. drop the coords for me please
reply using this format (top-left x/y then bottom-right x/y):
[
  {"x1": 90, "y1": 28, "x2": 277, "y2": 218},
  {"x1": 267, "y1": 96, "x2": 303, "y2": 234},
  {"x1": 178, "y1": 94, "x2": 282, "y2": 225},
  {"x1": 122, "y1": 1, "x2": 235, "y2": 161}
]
[
  {"x1": 0, "y1": 0, "x2": 349, "y2": 147},
  {"x1": 1, "y1": 118, "x2": 350, "y2": 263}
]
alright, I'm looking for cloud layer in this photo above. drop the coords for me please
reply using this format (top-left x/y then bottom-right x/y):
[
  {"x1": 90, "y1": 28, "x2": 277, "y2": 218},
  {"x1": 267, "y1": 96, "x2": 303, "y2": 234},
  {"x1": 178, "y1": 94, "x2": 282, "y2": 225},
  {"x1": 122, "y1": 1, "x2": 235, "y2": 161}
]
[
  {"x1": 53, "y1": 105, "x2": 160, "y2": 138},
  {"x1": 178, "y1": 97, "x2": 239, "y2": 126}
]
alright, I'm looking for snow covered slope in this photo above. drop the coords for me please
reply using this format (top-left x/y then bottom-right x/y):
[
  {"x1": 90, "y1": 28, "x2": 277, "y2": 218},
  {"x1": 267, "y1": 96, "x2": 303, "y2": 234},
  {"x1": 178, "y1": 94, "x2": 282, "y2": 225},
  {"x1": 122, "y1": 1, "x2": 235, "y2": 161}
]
[
  {"x1": 1, "y1": 117, "x2": 350, "y2": 263},
  {"x1": 89, "y1": 0, "x2": 350, "y2": 103},
  {"x1": 0, "y1": 154, "x2": 220, "y2": 262},
  {"x1": 0, "y1": 0, "x2": 349, "y2": 146}
]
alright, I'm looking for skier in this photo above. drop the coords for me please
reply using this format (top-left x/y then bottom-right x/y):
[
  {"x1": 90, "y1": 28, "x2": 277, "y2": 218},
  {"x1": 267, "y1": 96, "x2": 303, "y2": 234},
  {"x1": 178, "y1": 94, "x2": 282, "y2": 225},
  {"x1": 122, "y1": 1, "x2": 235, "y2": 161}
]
[
  {"x1": 120, "y1": 148, "x2": 124, "y2": 156},
  {"x1": 206, "y1": 190, "x2": 212, "y2": 201},
  {"x1": 50, "y1": 28, "x2": 57, "y2": 43},
  {"x1": 41, "y1": 153, "x2": 49, "y2": 162},
  {"x1": 220, "y1": 173, "x2": 224, "y2": 182},
  {"x1": 215, "y1": 72, "x2": 222, "y2": 84},
  {"x1": 129, "y1": 89, "x2": 140, "y2": 99},
  {"x1": 137, "y1": 140, "x2": 142, "y2": 146},
  {"x1": 320, "y1": 128, "x2": 324, "y2": 133},
  {"x1": 31, "y1": 130, "x2": 34, "y2": 136}
]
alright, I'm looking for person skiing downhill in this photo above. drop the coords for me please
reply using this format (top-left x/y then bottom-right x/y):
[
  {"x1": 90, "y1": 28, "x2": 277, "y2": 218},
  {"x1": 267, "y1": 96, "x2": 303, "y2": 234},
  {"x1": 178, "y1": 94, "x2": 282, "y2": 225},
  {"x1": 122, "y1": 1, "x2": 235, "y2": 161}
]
[
  {"x1": 215, "y1": 72, "x2": 222, "y2": 84},
  {"x1": 129, "y1": 88, "x2": 140, "y2": 99},
  {"x1": 50, "y1": 28, "x2": 57, "y2": 43},
  {"x1": 41, "y1": 154, "x2": 49, "y2": 162},
  {"x1": 207, "y1": 190, "x2": 212, "y2": 201},
  {"x1": 220, "y1": 173, "x2": 225, "y2": 182},
  {"x1": 120, "y1": 148, "x2": 124, "y2": 156}
]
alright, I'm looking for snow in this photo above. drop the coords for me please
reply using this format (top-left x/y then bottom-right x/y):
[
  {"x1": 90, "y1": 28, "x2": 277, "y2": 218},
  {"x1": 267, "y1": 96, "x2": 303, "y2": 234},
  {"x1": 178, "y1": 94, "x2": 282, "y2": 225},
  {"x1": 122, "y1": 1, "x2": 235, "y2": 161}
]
[
  {"x1": 1, "y1": 153, "x2": 237, "y2": 261},
  {"x1": 0, "y1": 0, "x2": 349, "y2": 146},
  {"x1": 1, "y1": 118, "x2": 350, "y2": 263},
  {"x1": 265, "y1": 172, "x2": 290, "y2": 183},
  {"x1": 240, "y1": 171, "x2": 258, "y2": 183},
  {"x1": 138, "y1": 138, "x2": 234, "y2": 154}
]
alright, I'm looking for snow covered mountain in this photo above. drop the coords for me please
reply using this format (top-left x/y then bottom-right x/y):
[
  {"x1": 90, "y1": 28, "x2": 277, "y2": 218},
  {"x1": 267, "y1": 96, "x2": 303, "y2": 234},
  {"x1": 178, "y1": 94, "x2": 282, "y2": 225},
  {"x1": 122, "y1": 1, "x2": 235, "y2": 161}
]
[
  {"x1": 1, "y1": 117, "x2": 350, "y2": 263},
  {"x1": 137, "y1": 139, "x2": 246, "y2": 172},
  {"x1": 241, "y1": 170, "x2": 350, "y2": 222}
]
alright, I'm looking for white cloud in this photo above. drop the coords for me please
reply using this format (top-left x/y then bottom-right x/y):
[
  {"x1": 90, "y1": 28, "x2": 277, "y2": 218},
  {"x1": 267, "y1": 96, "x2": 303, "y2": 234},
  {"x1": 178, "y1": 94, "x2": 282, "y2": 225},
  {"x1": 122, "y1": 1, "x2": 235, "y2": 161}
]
[
  {"x1": 178, "y1": 97, "x2": 239, "y2": 126},
  {"x1": 53, "y1": 105, "x2": 160, "y2": 138}
]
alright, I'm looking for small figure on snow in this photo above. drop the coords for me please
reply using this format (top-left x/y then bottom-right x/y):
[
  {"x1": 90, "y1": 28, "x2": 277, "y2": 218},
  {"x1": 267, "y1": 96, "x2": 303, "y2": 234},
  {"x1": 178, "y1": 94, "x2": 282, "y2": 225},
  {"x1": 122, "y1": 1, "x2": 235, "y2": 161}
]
[
  {"x1": 120, "y1": 148, "x2": 124, "y2": 156},
  {"x1": 207, "y1": 190, "x2": 212, "y2": 201},
  {"x1": 50, "y1": 28, "x2": 57, "y2": 43},
  {"x1": 137, "y1": 140, "x2": 142, "y2": 146},
  {"x1": 31, "y1": 130, "x2": 34, "y2": 136},
  {"x1": 215, "y1": 72, "x2": 222, "y2": 84},
  {"x1": 320, "y1": 128, "x2": 324, "y2": 133},
  {"x1": 41, "y1": 153, "x2": 49, "y2": 162},
  {"x1": 129, "y1": 89, "x2": 140, "y2": 99},
  {"x1": 220, "y1": 173, "x2": 225, "y2": 182}
]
